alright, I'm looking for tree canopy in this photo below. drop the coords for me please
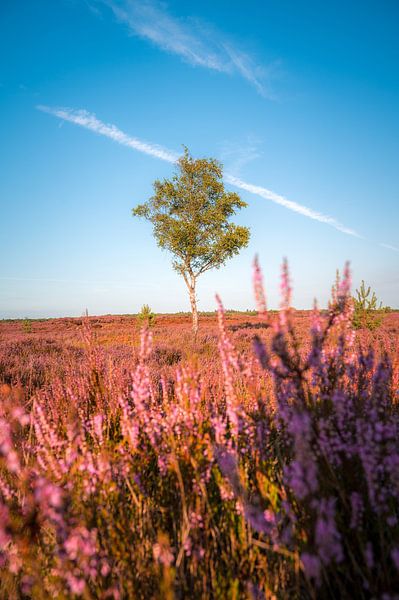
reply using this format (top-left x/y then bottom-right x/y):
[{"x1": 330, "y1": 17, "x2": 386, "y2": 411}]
[{"x1": 132, "y1": 148, "x2": 250, "y2": 334}]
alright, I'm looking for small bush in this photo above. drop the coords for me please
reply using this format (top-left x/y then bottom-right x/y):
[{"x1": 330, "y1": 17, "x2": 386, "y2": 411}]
[
  {"x1": 21, "y1": 318, "x2": 32, "y2": 334},
  {"x1": 137, "y1": 304, "x2": 156, "y2": 328},
  {"x1": 352, "y1": 280, "x2": 385, "y2": 330}
]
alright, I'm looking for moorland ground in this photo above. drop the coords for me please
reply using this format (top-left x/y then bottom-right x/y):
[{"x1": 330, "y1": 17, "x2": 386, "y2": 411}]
[
  {"x1": 0, "y1": 303, "x2": 399, "y2": 598},
  {"x1": 1, "y1": 309, "x2": 398, "y2": 372}
]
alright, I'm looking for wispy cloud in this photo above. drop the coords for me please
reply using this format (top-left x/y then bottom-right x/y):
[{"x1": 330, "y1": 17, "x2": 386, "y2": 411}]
[
  {"x1": 96, "y1": 0, "x2": 271, "y2": 97},
  {"x1": 219, "y1": 136, "x2": 263, "y2": 176},
  {"x1": 37, "y1": 105, "x2": 177, "y2": 162},
  {"x1": 39, "y1": 105, "x2": 365, "y2": 239},
  {"x1": 380, "y1": 243, "x2": 399, "y2": 252},
  {"x1": 222, "y1": 43, "x2": 269, "y2": 98},
  {"x1": 224, "y1": 174, "x2": 360, "y2": 237}
]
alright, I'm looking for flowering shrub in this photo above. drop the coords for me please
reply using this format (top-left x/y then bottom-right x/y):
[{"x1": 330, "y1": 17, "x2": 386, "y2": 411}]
[{"x1": 0, "y1": 259, "x2": 398, "y2": 599}]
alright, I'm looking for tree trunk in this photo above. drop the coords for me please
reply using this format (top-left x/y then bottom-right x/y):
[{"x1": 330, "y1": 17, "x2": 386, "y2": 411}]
[{"x1": 188, "y1": 278, "x2": 198, "y2": 337}]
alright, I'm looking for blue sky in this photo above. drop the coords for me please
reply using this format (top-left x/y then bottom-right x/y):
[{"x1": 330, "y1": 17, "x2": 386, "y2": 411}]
[{"x1": 1, "y1": 0, "x2": 398, "y2": 318}]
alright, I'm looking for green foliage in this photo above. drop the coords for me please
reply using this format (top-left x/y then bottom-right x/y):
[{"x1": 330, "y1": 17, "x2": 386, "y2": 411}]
[
  {"x1": 137, "y1": 304, "x2": 156, "y2": 328},
  {"x1": 21, "y1": 318, "x2": 32, "y2": 334},
  {"x1": 352, "y1": 280, "x2": 385, "y2": 330},
  {"x1": 132, "y1": 148, "x2": 250, "y2": 279},
  {"x1": 132, "y1": 147, "x2": 250, "y2": 335}
]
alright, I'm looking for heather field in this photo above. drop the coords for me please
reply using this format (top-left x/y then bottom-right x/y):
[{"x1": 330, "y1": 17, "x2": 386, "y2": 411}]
[{"x1": 0, "y1": 263, "x2": 398, "y2": 599}]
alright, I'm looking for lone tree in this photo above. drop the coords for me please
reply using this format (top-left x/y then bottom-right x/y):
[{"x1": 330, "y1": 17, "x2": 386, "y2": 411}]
[{"x1": 132, "y1": 148, "x2": 250, "y2": 335}]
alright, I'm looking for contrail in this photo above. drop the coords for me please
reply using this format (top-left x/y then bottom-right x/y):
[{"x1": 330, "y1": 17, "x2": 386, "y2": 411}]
[
  {"x1": 37, "y1": 105, "x2": 178, "y2": 163},
  {"x1": 224, "y1": 174, "x2": 360, "y2": 236},
  {"x1": 38, "y1": 105, "x2": 363, "y2": 238},
  {"x1": 380, "y1": 243, "x2": 399, "y2": 252}
]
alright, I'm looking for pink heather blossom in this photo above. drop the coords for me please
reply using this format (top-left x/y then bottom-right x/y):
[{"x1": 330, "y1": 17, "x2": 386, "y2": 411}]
[
  {"x1": 0, "y1": 257, "x2": 397, "y2": 597},
  {"x1": 92, "y1": 414, "x2": 104, "y2": 442},
  {"x1": 66, "y1": 574, "x2": 86, "y2": 595},
  {"x1": 301, "y1": 552, "x2": 321, "y2": 583},
  {"x1": 253, "y1": 255, "x2": 267, "y2": 316},
  {"x1": 338, "y1": 261, "x2": 351, "y2": 300},
  {"x1": 0, "y1": 419, "x2": 21, "y2": 474},
  {"x1": 34, "y1": 477, "x2": 63, "y2": 509},
  {"x1": 279, "y1": 258, "x2": 292, "y2": 328},
  {"x1": 10, "y1": 406, "x2": 30, "y2": 427},
  {"x1": 314, "y1": 498, "x2": 343, "y2": 565},
  {"x1": 253, "y1": 335, "x2": 269, "y2": 370},
  {"x1": 64, "y1": 527, "x2": 97, "y2": 561},
  {"x1": 365, "y1": 542, "x2": 374, "y2": 569},
  {"x1": 183, "y1": 536, "x2": 192, "y2": 556},
  {"x1": 189, "y1": 511, "x2": 204, "y2": 529},
  {"x1": 349, "y1": 492, "x2": 364, "y2": 529},
  {"x1": 0, "y1": 504, "x2": 11, "y2": 548},
  {"x1": 101, "y1": 561, "x2": 111, "y2": 576},
  {"x1": 244, "y1": 502, "x2": 274, "y2": 535},
  {"x1": 153, "y1": 541, "x2": 174, "y2": 567},
  {"x1": 7, "y1": 545, "x2": 22, "y2": 574}
]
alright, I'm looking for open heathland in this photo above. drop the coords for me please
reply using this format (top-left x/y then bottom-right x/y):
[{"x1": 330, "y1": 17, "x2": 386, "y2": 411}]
[{"x1": 0, "y1": 264, "x2": 399, "y2": 599}]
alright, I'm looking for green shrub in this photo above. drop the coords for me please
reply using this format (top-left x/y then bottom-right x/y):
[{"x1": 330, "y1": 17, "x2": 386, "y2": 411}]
[
  {"x1": 137, "y1": 304, "x2": 156, "y2": 328},
  {"x1": 352, "y1": 280, "x2": 385, "y2": 330},
  {"x1": 21, "y1": 318, "x2": 32, "y2": 334}
]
